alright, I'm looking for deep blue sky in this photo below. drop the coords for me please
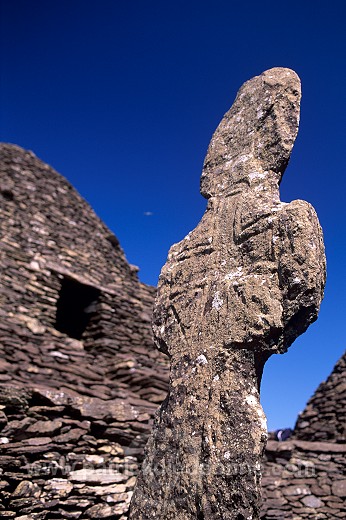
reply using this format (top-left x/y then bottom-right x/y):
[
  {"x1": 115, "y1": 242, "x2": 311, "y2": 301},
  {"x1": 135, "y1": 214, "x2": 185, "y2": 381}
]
[{"x1": 1, "y1": 1, "x2": 345, "y2": 431}]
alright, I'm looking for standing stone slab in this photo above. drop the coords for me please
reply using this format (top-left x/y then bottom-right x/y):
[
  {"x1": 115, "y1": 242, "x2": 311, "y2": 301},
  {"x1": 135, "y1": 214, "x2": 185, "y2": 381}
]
[{"x1": 130, "y1": 68, "x2": 326, "y2": 520}]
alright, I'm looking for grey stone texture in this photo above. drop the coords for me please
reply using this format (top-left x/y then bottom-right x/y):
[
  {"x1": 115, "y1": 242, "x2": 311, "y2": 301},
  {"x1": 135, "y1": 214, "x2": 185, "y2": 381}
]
[
  {"x1": 293, "y1": 351, "x2": 346, "y2": 443},
  {"x1": 130, "y1": 68, "x2": 326, "y2": 519},
  {"x1": 0, "y1": 143, "x2": 169, "y2": 519}
]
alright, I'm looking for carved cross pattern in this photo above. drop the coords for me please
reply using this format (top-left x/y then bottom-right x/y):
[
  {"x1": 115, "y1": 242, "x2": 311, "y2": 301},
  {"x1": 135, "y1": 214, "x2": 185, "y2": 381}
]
[{"x1": 130, "y1": 68, "x2": 326, "y2": 520}]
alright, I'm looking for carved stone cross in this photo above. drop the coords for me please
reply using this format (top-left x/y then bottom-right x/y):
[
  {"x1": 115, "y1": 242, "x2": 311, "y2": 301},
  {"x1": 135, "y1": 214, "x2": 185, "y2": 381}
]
[{"x1": 130, "y1": 68, "x2": 326, "y2": 520}]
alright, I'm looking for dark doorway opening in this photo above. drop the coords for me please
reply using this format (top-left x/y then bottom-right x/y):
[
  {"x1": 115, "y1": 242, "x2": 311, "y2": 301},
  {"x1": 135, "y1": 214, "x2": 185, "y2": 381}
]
[{"x1": 55, "y1": 276, "x2": 100, "y2": 340}]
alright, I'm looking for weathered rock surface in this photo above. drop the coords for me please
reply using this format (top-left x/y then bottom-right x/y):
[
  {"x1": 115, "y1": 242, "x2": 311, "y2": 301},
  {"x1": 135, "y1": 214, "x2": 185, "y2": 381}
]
[{"x1": 130, "y1": 68, "x2": 326, "y2": 519}]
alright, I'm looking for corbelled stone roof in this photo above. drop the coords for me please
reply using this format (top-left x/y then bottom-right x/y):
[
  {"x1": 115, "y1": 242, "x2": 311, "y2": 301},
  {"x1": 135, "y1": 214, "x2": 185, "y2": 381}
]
[
  {"x1": 0, "y1": 143, "x2": 169, "y2": 399},
  {"x1": 293, "y1": 352, "x2": 346, "y2": 443},
  {"x1": 0, "y1": 143, "x2": 169, "y2": 519}
]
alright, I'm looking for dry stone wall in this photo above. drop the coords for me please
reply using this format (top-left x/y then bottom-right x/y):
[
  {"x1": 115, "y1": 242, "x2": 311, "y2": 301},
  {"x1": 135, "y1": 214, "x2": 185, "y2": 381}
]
[
  {"x1": 261, "y1": 439, "x2": 346, "y2": 519},
  {"x1": 0, "y1": 143, "x2": 169, "y2": 519}
]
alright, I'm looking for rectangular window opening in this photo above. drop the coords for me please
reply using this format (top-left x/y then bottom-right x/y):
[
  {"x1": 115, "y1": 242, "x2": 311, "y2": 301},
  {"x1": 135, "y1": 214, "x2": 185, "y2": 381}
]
[{"x1": 55, "y1": 276, "x2": 101, "y2": 340}]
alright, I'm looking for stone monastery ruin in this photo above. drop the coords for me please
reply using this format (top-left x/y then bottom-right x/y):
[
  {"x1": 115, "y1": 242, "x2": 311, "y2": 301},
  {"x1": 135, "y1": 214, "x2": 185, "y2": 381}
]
[{"x1": 0, "y1": 69, "x2": 345, "y2": 519}]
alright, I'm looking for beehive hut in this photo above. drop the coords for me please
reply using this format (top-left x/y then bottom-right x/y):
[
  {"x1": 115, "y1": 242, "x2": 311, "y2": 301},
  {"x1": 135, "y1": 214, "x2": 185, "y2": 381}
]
[
  {"x1": 0, "y1": 143, "x2": 168, "y2": 519},
  {"x1": 293, "y1": 352, "x2": 345, "y2": 444}
]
